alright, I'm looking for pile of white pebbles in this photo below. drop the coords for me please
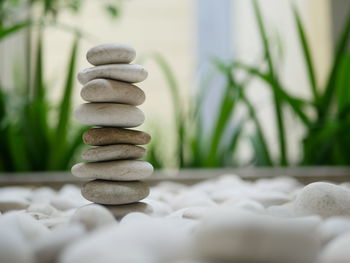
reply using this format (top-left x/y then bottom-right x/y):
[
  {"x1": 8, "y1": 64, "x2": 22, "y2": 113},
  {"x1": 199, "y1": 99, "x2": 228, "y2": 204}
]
[{"x1": 1, "y1": 175, "x2": 350, "y2": 263}]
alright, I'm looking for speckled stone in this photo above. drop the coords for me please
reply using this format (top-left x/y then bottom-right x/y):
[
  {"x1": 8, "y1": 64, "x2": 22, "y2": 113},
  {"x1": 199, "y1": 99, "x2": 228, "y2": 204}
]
[
  {"x1": 81, "y1": 180, "x2": 150, "y2": 205},
  {"x1": 81, "y1": 79, "x2": 145, "y2": 105},
  {"x1": 83, "y1": 128, "x2": 151, "y2": 146},
  {"x1": 74, "y1": 103, "x2": 144, "y2": 127},
  {"x1": 72, "y1": 160, "x2": 153, "y2": 181},
  {"x1": 86, "y1": 43, "x2": 136, "y2": 66},
  {"x1": 81, "y1": 144, "x2": 146, "y2": 162},
  {"x1": 77, "y1": 64, "x2": 148, "y2": 85}
]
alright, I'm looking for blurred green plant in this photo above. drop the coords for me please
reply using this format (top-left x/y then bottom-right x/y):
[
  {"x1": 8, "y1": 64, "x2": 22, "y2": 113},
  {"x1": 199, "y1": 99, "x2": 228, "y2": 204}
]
[
  {"x1": 145, "y1": 0, "x2": 350, "y2": 168},
  {"x1": 0, "y1": 0, "x2": 123, "y2": 171},
  {"x1": 234, "y1": 0, "x2": 350, "y2": 166},
  {"x1": 143, "y1": 54, "x2": 243, "y2": 168}
]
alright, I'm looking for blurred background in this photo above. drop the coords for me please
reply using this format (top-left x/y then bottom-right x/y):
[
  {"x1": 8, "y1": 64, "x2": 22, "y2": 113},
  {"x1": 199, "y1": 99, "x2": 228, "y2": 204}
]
[{"x1": 0, "y1": 0, "x2": 349, "y2": 172}]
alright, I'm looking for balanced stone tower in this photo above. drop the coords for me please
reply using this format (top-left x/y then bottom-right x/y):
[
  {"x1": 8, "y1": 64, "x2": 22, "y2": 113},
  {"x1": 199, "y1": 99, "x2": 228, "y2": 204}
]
[{"x1": 71, "y1": 43, "x2": 153, "y2": 216}]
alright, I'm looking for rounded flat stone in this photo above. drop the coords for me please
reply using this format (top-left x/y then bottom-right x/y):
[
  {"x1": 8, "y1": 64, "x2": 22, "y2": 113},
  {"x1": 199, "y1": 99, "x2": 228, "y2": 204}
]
[
  {"x1": 71, "y1": 160, "x2": 153, "y2": 181},
  {"x1": 87, "y1": 43, "x2": 136, "y2": 66},
  {"x1": 81, "y1": 144, "x2": 146, "y2": 162},
  {"x1": 102, "y1": 202, "x2": 153, "y2": 220},
  {"x1": 81, "y1": 180, "x2": 150, "y2": 205},
  {"x1": 77, "y1": 64, "x2": 148, "y2": 85},
  {"x1": 83, "y1": 128, "x2": 151, "y2": 146},
  {"x1": 81, "y1": 79, "x2": 145, "y2": 105},
  {"x1": 74, "y1": 103, "x2": 144, "y2": 127}
]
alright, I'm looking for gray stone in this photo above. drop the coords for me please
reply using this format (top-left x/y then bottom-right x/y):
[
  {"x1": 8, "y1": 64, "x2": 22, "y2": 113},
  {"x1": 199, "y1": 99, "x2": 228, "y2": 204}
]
[
  {"x1": 81, "y1": 144, "x2": 146, "y2": 162},
  {"x1": 86, "y1": 43, "x2": 136, "y2": 66},
  {"x1": 74, "y1": 103, "x2": 144, "y2": 127},
  {"x1": 83, "y1": 127, "x2": 151, "y2": 146},
  {"x1": 81, "y1": 180, "x2": 150, "y2": 205},
  {"x1": 81, "y1": 79, "x2": 145, "y2": 105},
  {"x1": 77, "y1": 64, "x2": 148, "y2": 85},
  {"x1": 72, "y1": 160, "x2": 153, "y2": 181}
]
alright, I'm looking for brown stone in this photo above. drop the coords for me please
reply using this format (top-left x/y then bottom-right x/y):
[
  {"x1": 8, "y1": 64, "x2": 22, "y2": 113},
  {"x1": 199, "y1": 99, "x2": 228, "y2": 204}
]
[
  {"x1": 83, "y1": 128, "x2": 151, "y2": 146},
  {"x1": 81, "y1": 144, "x2": 146, "y2": 162},
  {"x1": 81, "y1": 180, "x2": 150, "y2": 205}
]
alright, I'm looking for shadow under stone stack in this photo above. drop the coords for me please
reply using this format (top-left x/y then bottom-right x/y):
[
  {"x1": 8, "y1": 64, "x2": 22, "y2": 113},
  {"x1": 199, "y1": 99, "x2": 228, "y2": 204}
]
[{"x1": 71, "y1": 43, "x2": 153, "y2": 217}]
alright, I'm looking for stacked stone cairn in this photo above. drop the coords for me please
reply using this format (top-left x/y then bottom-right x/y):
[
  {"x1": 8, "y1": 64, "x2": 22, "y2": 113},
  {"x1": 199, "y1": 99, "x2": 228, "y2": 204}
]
[{"x1": 71, "y1": 43, "x2": 153, "y2": 216}]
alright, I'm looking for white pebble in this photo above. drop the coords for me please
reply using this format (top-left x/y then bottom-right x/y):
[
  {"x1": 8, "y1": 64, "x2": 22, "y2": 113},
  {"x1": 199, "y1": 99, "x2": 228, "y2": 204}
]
[
  {"x1": 0, "y1": 212, "x2": 49, "y2": 242},
  {"x1": 294, "y1": 182, "x2": 350, "y2": 218},
  {"x1": 194, "y1": 209, "x2": 320, "y2": 263},
  {"x1": 319, "y1": 217, "x2": 350, "y2": 244},
  {"x1": 170, "y1": 191, "x2": 216, "y2": 211},
  {"x1": 70, "y1": 204, "x2": 115, "y2": 231},
  {"x1": 0, "y1": 226, "x2": 34, "y2": 263},
  {"x1": 0, "y1": 187, "x2": 31, "y2": 212},
  {"x1": 50, "y1": 185, "x2": 90, "y2": 211},
  {"x1": 34, "y1": 224, "x2": 85, "y2": 263},
  {"x1": 320, "y1": 233, "x2": 350, "y2": 263}
]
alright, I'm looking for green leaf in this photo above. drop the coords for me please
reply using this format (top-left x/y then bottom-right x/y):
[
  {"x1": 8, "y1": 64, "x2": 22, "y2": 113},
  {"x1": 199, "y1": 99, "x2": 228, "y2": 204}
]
[
  {"x1": 146, "y1": 53, "x2": 185, "y2": 167},
  {"x1": 0, "y1": 22, "x2": 29, "y2": 40},
  {"x1": 48, "y1": 36, "x2": 79, "y2": 170},
  {"x1": 336, "y1": 52, "x2": 350, "y2": 117},
  {"x1": 240, "y1": 87, "x2": 273, "y2": 166},
  {"x1": 105, "y1": 4, "x2": 120, "y2": 19},
  {"x1": 205, "y1": 60, "x2": 239, "y2": 166},
  {"x1": 235, "y1": 62, "x2": 312, "y2": 127},
  {"x1": 252, "y1": 0, "x2": 287, "y2": 165},
  {"x1": 292, "y1": 4, "x2": 319, "y2": 102},
  {"x1": 59, "y1": 125, "x2": 87, "y2": 169},
  {"x1": 319, "y1": 9, "x2": 350, "y2": 118}
]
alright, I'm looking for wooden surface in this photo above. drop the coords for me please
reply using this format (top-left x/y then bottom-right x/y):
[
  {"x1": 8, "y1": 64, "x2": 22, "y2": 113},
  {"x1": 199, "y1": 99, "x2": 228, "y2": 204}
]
[{"x1": 0, "y1": 167, "x2": 350, "y2": 189}]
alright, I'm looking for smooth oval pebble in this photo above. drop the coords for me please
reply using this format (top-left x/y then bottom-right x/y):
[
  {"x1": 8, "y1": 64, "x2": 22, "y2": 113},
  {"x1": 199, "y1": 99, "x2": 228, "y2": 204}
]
[
  {"x1": 81, "y1": 180, "x2": 150, "y2": 205},
  {"x1": 83, "y1": 127, "x2": 151, "y2": 146},
  {"x1": 81, "y1": 79, "x2": 145, "y2": 105},
  {"x1": 86, "y1": 43, "x2": 136, "y2": 66},
  {"x1": 81, "y1": 144, "x2": 146, "y2": 162},
  {"x1": 74, "y1": 103, "x2": 144, "y2": 127},
  {"x1": 294, "y1": 182, "x2": 350, "y2": 218},
  {"x1": 71, "y1": 160, "x2": 153, "y2": 181},
  {"x1": 77, "y1": 64, "x2": 148, "y2": 85}
]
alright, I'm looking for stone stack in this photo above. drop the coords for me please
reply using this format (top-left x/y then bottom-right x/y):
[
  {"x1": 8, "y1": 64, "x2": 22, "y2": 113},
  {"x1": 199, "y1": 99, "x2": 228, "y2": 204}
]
[{"x1": 71, "y1": 43, "x2": 153, "y2": 215}]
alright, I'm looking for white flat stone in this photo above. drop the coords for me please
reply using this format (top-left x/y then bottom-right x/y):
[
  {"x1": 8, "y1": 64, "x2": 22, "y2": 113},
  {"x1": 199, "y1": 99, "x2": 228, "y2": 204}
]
[
  {"x1": 81, "y1": 144, "x2": 146, "y2": 162},
  {"x1": 81, "y1": 180, "x2": 150, "y2": 205},
  {"x1": 71, "y1": 160, "x2": 153, "y2": 181},
  {"x1": 194, "y1": 209, "x2": 320, "y2": 263},
  {"x1": 74, "y1": 103, "x2": 144, "y2": 127},
  {"x1": 86, "y1": 43, "x2": 136, "y2": 66},
  {"x1": 81, "y1": 79, "x2": 145, "y2": 105},
  {"x1": 77, "y1": 64, "x2": 148, "y2": 85}
]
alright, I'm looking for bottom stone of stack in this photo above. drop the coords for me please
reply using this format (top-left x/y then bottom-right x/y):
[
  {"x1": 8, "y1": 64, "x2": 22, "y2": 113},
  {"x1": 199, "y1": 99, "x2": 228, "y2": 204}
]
[
  {"x1": 81, "y1": 180, "x2": 149, "y2": 205},
  {"x1": 102, "y1": 202, "x2": 153, "y2": 219}
]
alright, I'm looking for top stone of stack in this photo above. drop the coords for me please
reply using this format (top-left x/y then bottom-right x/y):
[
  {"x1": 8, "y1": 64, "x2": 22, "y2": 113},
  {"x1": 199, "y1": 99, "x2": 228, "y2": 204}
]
[{"x1": 86, "y1": 43, "x2": 136, "y2": 66}]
